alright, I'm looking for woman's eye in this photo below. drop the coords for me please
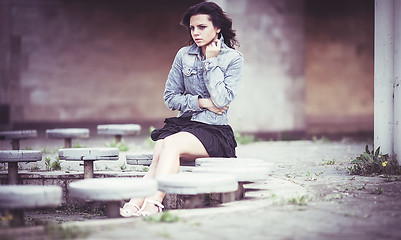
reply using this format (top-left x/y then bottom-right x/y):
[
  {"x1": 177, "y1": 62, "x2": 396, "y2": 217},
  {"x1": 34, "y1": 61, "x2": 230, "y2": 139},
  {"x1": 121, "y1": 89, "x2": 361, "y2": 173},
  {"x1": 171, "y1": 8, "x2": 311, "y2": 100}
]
[
  {"x1": 199, "y1": 26, "x2": 206, "y2": 29},
  {"x1": 190, "y1": 26, "x2": 195, "y2": 31}
]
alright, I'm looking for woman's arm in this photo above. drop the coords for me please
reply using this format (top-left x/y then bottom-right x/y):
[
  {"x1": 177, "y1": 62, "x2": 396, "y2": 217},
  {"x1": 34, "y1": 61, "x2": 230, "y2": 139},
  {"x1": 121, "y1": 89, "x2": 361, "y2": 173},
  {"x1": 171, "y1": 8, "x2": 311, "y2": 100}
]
[
  {"x1": 163, "y1": 49, "x2": 202, "y2": 112},
  {"x1": 202, "y1": 43, "x2": 244, "y2": 109}
]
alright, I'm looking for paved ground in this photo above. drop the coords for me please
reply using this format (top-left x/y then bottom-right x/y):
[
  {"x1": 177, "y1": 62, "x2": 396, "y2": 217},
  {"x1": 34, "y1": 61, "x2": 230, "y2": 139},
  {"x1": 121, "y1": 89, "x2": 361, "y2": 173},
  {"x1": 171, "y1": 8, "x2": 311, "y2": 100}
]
[{"x1": 1, "y1": 135, "x2": 401, "y2": 240}]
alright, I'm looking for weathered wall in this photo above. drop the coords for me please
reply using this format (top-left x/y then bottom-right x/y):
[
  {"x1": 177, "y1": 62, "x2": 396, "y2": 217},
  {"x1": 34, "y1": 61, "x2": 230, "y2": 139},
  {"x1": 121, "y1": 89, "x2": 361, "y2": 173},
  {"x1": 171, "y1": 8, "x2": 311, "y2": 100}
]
[
  {"x1": 0, "y1": 0, "x2": 374, "y2": 136},
  {"x1": 218, "y1": 0, "x2": 306, "y2": 133},
  {"x1": 305, "y1": 0, "x2": 374, "y2": 134},
  {"x1": 0, "y1": 0, "x2": 200, "y2": 126}
]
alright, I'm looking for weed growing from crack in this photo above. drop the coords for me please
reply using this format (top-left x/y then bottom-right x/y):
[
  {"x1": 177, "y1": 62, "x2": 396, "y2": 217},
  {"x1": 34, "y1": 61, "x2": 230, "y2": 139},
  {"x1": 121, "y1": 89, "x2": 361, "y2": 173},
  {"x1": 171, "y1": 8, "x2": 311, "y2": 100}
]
[{"x1": 348, "y1": 145, "x2": 401, "y2": 176}]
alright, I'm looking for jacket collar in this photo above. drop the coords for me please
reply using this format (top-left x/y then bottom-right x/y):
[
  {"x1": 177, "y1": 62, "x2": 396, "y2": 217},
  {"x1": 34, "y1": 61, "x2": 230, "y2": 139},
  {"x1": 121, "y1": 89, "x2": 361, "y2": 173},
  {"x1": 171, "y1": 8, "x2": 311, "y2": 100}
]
[{"x1": 188, "y1": 35, "x2": 227, "y2": 55}]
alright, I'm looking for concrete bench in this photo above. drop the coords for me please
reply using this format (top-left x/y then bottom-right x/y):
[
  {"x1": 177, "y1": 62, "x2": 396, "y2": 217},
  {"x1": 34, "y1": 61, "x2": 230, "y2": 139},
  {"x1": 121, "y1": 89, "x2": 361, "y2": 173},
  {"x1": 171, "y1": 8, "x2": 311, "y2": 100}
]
[
  {"x1": 0, "y1": 150, "x2": 42, "y2": 185},
  {"x1": 157, "y1": 172, "x2": 238, "y2": 209},
  {"x1": 69, "y1": 177, "x2": 157, "y2": 218},
  {"x1": 0, "y1": 130, "x2": 38, "y2": 150},
  {"x1": 125, "y1": 153, "x2": 153, "y2": 166},
  {"x1": 0, "y1": 185, "x2": 62, "y2": 227},
  {"x1": 97, "y1": 124, "x2": 141, "y2": 143},
  {"x1": 194, "y1": 157, "x2": 273, "y2": 199},
  {"x1": 46, "y1": 128, "x2": 90, "y2": 148},
  {"x1": 59, "y1": 148, "x2": 119, "y2": 178},
  {"x1": 125, "y1": 153, "x2": 195, "y2": 167}
]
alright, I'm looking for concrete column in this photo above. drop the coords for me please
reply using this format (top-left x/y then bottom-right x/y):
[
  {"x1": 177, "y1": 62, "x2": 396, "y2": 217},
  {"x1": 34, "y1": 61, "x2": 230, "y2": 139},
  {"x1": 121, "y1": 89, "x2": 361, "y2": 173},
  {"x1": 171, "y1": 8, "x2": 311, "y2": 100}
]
[
  {"x1": 394, "y1": 0, "x2": 401, "y2": 163},
  {"x1": 374, "y1": 0, "x2": 394, "y2": 155}
]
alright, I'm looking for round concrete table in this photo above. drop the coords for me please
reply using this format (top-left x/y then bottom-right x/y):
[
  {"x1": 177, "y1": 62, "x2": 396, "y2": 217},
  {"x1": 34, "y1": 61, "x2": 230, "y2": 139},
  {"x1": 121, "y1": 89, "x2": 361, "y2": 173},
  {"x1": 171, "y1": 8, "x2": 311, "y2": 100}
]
[
  {"x1": 97, "y1": 124, "x2": 141, "y2": 143},
  {"x1": 59, "y1": 148, "x2": 119, "y2": 178},
  {"x1": 0, "y1": 150, "x2": 42, "y2": 185},
  {"x1": 158, "y1": 172, "x2": 238, "y2": 209},
  {"x1": 69, "y1": 178, "x2": 157, "y2": 218},
  {"x1": 125, "y1": 153, "x2": 153, "y2": 166},
  {"x1": 46, "y1": 128, "x2": 90, "y2": 148},
  {"x1": 0, "y1": 185, "x2": 62, "y2": 226},
  {"x1": 0, "y1": 130, "x2": 38, "y2": 150}
]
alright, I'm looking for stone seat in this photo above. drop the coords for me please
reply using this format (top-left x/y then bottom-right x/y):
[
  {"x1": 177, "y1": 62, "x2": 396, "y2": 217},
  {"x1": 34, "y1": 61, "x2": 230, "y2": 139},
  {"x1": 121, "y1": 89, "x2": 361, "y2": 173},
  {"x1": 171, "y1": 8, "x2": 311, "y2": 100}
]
[
  {"x1": 69, "y1": 177, "x2": 157, "y2": 218},
  {"x1": 194, "y1": 157, "x2": 274, "y2": 199},
  {"x1": 125, "y1": 153, "x2": 153, "y2": 166},
  {"x1": 0, "y1": 130, "x2": 38, "y2": 150},
  {"x1": 97, "y1": 124, "x2": 141, "y2": 143},
  {"x1": 59, "y1": 148, "x2": 119, "y2": 179},
  {"x1": 157, "y1": 172, "x2": 238, "y2": 209},
  {"x1": 191, "y1": 166, "x2": 270, "y2": 200},
  {"x1": 46, "y1": 128, "x2": 90, "y2": 148},
  {"x1": 0, "y1": 185, "x2": 62, "y2": 226},
  {"x1": 125, "y1": 153, "x2": 195, "y2": 167},
  {"x1": 0, "y1": 150, "x2": 42, "y2": 185}
]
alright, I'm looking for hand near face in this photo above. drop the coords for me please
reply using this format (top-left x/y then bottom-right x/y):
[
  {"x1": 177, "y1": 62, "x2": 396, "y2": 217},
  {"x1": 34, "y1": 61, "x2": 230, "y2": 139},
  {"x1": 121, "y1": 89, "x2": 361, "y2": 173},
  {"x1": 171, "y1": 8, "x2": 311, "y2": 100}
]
[{"x1": 205, "y1": 39, "x2": 221, "y2": 59}]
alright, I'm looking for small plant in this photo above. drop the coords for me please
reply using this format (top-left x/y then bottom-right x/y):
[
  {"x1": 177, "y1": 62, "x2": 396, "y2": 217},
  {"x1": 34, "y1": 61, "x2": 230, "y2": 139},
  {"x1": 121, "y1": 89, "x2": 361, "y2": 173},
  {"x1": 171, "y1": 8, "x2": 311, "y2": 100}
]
[
  {"x1": 288, "y1": 195, "x2": 310, "y2": 206},
  {"x1": 348, "y1": 145, "x2": 401, "y2": 176},
  {"x1": 73, "y1": 142, "x2": 85, "y2": 148},
  {"x1": 25, "y1": 146, "x2": 32, "y2": 150},
  {"x1": 326, "y1": 159, "x2": 336, "y2": 165},
  {"x1": 45, "y1": 157, "x2": 52, "y2": 171},
  {"x1": 105, "y1": 139, "x2": 129, "y2": 152},
  {"x1": 144, "y1": 126, "x2": 156, "y2": 148},
  {"x1": 144, "y1": 211, "x2": 180, "y2": 223},
  {"x1": 235, "y1": 132, "x2": 256, "y2": 145},
  {"x1": 51, "y1": 157, "x2": 62, "y2": 171}
]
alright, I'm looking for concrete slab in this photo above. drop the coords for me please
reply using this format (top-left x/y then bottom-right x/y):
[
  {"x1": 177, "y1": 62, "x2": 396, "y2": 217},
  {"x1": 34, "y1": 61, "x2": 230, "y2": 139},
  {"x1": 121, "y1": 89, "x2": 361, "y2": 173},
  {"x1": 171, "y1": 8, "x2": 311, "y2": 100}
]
[
  {"x1": 59, "y1": 148, "x2": 119, "y2": 161},
  {"x1": 157, "y1": 172, "x2": 238, "y2": 195},
  {"x1": 69, "y1": 178, "x2": 157, "y2": 202},
  {"x1": 0, "y1": 130, "x2": 38, "y2": 140},
  {"x1": 46, "y1": 128, "x2": 90, "y2": 139},
  {"x1": 191, "y1": 166, "x2": 269, "y2": 182},
  {"x1": 0, "y1": 185, "x2": 62, "y2": 209},
  {"x1": 125, "y1": 153, "x2": 153, "y2": 166},
  {"x1": 97, "y1": 124, "x2": 141, "y2": 136},
  {"x1": 0, "y1": 150, "x2": 42, "y2": 162}
]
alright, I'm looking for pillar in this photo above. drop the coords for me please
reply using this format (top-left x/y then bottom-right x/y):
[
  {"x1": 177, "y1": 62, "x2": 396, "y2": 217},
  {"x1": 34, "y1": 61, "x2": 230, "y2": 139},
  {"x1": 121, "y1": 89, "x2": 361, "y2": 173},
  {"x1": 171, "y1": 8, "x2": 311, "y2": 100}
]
[{"x1": 375, "y1": 0, "x2": 401, "y2": 164}]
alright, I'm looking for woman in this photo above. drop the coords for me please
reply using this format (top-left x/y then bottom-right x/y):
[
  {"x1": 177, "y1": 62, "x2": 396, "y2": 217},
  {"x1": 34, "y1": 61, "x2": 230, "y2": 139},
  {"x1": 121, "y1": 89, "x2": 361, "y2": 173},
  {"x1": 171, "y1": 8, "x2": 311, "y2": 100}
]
[{"x1": 120, "y1": 1, "x2": 243, "y2": 217}]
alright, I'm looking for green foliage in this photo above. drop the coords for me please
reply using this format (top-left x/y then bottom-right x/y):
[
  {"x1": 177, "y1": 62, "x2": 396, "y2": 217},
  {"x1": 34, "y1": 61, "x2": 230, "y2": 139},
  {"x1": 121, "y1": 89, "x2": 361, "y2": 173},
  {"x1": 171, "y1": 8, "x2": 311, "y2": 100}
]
[
  {"x1": 45, "y1": 157, "x2": 62, "y2": 171},
  {"x1": 51, "y1": 157, "x2": 62, "y2": 171},
  {"x1": 288, "y1": 195, "x2": 310, "y2": 206},
  {"x1": 45, "y1": 157, "x2": 52, "y2": 171},
  {"x1": 144, "y1": 126, "x2": 156, "y2": 148},
  {"x1": 105, "y1": 139, "x2": 129, "y2": 152},
  {"x1": 235, "y1": 132, "x2": 256, "y2": 145},
  {"x1": 72, "y1": 142, "x2": 85, "y2": 148},
  {"x1": 348, "y1": 145, "x2": 401, "y2": 176},
  {"x1": 144, "y1": 211, "x2": 180, "y2": 223}
]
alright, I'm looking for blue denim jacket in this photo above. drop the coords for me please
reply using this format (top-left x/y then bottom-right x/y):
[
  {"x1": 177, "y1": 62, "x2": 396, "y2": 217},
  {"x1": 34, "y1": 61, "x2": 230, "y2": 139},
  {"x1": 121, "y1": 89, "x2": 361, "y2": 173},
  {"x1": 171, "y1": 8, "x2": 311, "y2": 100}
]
[{"x1": 164, "y1": 38, "x2": 244, "y2": 125}]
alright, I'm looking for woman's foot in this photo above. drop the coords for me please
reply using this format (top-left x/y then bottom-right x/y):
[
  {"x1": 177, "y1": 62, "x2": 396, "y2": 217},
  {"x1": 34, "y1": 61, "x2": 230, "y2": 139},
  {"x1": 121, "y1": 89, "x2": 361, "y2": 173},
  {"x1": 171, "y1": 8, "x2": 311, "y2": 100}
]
[
  {"x1": 139, "y1": 198, "x2": 164, "y2": 216},
  {"x1": 120, "y1": 199, "x2": 144, "y2": 217}
]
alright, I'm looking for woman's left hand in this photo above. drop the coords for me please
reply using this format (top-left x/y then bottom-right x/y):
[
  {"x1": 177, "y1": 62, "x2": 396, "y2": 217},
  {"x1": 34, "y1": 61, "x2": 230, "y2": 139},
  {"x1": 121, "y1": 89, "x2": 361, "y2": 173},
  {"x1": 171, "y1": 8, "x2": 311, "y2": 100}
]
[{"x1": 205, "y1": 39, "x2": 221, "y2": 59}]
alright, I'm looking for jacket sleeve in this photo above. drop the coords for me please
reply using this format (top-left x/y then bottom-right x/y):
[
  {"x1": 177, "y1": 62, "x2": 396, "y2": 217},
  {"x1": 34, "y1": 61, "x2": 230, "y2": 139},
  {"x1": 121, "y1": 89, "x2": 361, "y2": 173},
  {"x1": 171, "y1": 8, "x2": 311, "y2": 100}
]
[
  {"x1": 202, "y1": 52, "x2": 244, "y2": 108},
  {"x1": 163, "y1": 49, "x2": 202, "y2": 112}
]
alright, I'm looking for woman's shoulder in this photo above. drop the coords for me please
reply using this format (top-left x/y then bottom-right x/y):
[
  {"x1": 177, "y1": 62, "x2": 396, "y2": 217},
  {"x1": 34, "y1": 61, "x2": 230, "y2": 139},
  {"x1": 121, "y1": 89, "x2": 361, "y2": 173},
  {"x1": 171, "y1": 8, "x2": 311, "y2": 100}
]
[{"x1": 221, "y1": 46, "x2": 243, "y2": 62}]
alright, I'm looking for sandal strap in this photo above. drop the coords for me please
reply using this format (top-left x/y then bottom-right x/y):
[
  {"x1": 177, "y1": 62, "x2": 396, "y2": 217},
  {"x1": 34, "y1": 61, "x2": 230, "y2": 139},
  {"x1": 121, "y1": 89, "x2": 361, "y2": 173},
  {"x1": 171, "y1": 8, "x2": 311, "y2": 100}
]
[{"x1": 140, "y1": 198, "x2": 164, "y2": 216}]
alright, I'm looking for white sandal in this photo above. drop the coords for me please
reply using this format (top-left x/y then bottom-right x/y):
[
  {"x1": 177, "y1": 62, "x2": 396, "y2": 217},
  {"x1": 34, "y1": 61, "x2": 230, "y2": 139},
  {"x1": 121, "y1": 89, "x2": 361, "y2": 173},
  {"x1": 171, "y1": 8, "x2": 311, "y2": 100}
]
[
  {"x1": 139, "y1": 198, "x2": 164, "y2": 216},
  {"x1": 120, "y1": 202, "x2": 142, "y2": 217}
]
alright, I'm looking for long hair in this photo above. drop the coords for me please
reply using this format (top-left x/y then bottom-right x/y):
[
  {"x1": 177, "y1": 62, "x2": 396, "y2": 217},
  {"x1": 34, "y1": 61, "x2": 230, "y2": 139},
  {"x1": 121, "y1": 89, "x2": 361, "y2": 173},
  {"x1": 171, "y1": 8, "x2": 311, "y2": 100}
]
[{"x1": 181, "y1": 2, "x2": 239, "y2": 49}]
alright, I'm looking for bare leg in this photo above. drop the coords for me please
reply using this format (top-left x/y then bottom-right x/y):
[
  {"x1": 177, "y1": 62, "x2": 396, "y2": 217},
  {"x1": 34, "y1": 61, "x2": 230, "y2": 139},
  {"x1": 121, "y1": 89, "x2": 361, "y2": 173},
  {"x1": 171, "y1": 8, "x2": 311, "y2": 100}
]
[
  {"x1": 141, "y1": 132, "x2": 209, "y2": 214},
  {"x1": 121, "y1": 140, "x2": 164, "y2": 214}
]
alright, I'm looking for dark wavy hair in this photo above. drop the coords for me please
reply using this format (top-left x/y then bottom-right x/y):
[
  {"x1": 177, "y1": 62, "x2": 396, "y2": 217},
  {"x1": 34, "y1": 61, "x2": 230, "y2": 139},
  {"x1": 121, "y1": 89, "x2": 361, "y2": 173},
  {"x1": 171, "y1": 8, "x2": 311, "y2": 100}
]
[{"x1": 181, "y1": 2, "x2": 239, "y2": 49}]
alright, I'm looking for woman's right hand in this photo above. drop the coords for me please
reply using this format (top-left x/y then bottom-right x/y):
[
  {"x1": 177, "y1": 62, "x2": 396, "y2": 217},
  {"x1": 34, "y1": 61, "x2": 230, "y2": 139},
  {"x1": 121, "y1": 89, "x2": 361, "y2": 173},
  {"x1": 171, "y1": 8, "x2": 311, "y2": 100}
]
[{"x1": 198, "y1": 98, "x2": 229, "y2": 115}]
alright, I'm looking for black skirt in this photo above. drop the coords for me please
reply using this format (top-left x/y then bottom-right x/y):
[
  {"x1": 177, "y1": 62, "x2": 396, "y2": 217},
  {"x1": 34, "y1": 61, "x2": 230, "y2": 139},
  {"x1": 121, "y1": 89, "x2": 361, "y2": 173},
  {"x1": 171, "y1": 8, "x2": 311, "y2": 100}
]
[{"x1": 151, "y1": 117, "x2": 237, "y2": 158}]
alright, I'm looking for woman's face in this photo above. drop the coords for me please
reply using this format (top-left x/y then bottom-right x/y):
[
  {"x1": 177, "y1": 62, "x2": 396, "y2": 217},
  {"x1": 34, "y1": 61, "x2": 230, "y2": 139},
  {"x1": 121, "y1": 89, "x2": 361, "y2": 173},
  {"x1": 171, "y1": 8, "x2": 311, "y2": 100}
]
[{"x1": 189, "y1": 14, "x2": 220, "y2": 47}]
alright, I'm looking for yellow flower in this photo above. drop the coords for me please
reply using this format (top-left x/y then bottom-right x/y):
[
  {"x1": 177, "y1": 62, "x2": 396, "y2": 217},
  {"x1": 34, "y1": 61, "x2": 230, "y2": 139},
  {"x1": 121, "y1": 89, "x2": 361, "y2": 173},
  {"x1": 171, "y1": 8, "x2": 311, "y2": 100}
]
[{"x1": 382, "y1": 161, "x2": 388, "y2": 167}]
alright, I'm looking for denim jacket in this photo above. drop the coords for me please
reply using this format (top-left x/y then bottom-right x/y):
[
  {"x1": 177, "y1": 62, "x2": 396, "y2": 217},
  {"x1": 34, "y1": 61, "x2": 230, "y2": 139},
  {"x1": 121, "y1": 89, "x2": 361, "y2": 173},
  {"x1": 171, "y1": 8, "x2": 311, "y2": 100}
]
[{"x1": 164, "y1": 38, "x2": 244, "y2": 125}]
